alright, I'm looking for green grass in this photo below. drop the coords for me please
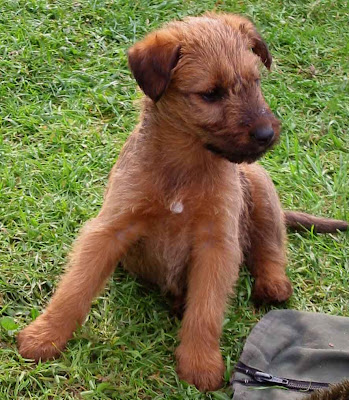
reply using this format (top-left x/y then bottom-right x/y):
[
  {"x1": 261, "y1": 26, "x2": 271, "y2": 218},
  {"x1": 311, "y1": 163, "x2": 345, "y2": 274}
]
[{"x1": 0, "y1": 0, "x2": 348, "y2": 398}]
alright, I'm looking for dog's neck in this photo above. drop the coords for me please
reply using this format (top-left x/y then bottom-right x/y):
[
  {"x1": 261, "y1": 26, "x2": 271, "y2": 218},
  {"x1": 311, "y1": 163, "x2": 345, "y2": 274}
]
[{"x1": 138, "y1": 99, "x2": 238, "y2": 193}]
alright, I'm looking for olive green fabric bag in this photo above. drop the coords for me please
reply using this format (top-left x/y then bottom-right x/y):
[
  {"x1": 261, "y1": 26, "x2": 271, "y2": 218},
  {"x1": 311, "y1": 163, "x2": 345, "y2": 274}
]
[{"x1": 232, "y1": 310, "x2": 349, "y2": 400}]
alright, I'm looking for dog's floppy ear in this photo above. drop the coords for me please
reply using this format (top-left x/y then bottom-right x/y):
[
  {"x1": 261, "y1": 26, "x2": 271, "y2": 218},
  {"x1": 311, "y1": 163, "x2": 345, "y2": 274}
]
[
  {"x1": 240, "y1": 22, "x2": 272, "y2": 70},
  {"x1": 208, "y1": 13, "x2": 272, "y2": 70},
  {"x1": 128, "y1": 30, "x2": 181, "y2": 102}
]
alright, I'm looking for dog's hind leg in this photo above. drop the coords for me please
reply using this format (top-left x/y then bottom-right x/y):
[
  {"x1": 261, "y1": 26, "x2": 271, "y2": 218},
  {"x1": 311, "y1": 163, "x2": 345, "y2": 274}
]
[
  {"x1": 17, "y1": 210, "x2": 147, "y2": 361},
  {"x1": 243, "y1": 165, "x2": 293, "y2": 303}
]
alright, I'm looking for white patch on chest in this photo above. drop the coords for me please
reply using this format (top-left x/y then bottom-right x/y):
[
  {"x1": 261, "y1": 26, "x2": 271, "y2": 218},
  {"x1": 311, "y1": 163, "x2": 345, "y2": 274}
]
[{"x1": 170, "y1": 200, "x2": 184, "y2": 214}]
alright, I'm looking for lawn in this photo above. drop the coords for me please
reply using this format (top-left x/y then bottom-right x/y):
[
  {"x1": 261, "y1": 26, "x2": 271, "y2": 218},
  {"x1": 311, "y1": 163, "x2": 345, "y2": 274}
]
[{"x1": 0, "y1": 0, "x2": 348, "y2": 399}]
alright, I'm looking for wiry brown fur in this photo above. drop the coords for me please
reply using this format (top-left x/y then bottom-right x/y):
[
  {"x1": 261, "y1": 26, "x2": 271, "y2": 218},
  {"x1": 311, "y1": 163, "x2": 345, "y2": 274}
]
[
  {"x1": 306, "y1": 381, "x2": 349, "y2": 400},
  {"x1": 17, "y1": 13, "x2": 347, "y2": 392}
]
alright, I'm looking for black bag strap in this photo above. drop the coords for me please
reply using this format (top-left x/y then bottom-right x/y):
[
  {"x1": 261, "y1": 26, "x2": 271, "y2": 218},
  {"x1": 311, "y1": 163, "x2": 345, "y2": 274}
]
[{"x1": 233, "y1": 361, "x2": 330, "y2": 392}]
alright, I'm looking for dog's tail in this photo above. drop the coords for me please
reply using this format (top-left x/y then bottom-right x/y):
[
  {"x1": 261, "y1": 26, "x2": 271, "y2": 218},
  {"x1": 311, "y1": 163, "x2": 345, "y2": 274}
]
[{"x1": 284, "y1": 211, "x2": 348, "y2": 233}]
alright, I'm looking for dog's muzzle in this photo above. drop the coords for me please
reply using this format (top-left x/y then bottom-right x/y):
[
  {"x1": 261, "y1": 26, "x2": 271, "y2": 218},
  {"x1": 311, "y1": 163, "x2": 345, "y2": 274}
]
[{"x1": 204, "y1": 142, "x2": 273, "y2": 164}]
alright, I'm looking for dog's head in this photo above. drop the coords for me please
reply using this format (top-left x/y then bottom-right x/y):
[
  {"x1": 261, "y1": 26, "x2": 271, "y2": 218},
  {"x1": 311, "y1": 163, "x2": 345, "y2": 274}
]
[{"x1": 128, "y1": 13, "x2": 280, "y2": 164}]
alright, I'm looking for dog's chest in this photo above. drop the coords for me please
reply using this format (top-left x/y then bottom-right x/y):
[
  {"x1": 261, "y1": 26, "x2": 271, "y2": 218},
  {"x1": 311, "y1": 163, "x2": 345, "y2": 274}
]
[
  {"x1": 122, "y1": 168, "x2": 244, "y2": 295},
  {"x1": 122, "y1": 201, "x2": 193, "y2": 295}
]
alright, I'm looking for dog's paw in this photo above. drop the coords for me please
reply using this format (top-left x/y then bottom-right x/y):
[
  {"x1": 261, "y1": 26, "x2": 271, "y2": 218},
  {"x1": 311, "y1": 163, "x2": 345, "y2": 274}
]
[
  {"x1": 254, "y1": 275, "x2": 293, "y2": 303},
  {"x1": 176, "y1": 344, "x2": 225, "y2": 392},
  {"x1": 17, "y1": 316, "x2": 69, "y2": 361}
]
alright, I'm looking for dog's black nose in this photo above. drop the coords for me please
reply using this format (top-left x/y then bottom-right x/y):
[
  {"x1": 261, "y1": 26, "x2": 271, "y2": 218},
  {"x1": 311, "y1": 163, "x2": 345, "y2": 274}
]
[{"x1": 251, "y1": 126, "x2": 274, "y2": 145}]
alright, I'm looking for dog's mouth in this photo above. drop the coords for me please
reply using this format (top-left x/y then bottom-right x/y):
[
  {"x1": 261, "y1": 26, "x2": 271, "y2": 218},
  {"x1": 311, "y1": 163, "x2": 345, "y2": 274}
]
[{"x1": 204, "y1": 142, "x2": 274, "y2": 164}]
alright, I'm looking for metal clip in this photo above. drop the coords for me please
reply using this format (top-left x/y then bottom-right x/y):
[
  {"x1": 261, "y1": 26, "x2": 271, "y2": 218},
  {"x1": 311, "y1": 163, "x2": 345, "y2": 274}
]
[{"x1": 254, "y1": 371, "x2": 289, "y2": 385}]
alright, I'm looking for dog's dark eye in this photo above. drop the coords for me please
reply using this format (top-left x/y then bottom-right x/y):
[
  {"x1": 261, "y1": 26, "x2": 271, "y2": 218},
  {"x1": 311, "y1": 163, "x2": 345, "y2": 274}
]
[{"x1": 200, "y1": 87, "x2": 225, "y2": 102}]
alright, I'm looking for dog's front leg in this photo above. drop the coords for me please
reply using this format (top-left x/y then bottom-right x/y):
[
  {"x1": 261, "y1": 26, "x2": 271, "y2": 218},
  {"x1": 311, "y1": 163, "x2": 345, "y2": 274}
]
[
  {"x1": 17, "y1": 211, "x2": 146, "y2": 361},
  {"x1": 176, "y1": 219, "x2": 241, "y2": 392}
]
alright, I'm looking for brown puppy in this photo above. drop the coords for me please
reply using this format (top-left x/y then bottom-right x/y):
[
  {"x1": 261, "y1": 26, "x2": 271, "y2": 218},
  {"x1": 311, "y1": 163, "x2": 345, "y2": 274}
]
[{"x1": 17, "y1": 13, "x2": 348, "y2": 392}]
